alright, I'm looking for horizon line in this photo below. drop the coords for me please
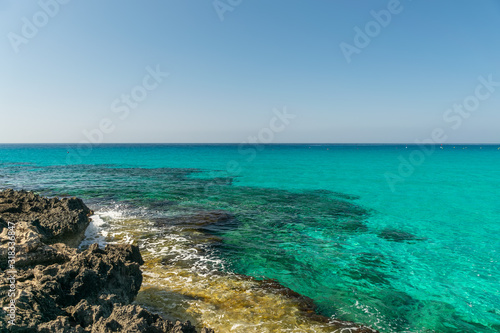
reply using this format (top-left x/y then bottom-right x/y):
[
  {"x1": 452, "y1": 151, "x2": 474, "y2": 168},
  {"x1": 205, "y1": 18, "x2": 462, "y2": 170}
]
[{"x1": 1, "y1": 143, "x2": 500, "y2": 146}]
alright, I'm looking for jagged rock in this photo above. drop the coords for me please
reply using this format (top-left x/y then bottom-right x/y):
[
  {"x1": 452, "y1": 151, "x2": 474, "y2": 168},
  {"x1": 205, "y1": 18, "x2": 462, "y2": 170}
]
[
  {"x1": 0, "y1": 221, "x2": 76, "y2": 269},
  {"x1": 0, "y1": 241, "x2": 209, "y2": 332},
  {"x1": 0, "y1": 189, "x2": 93, "y2": 246},
  {"x1": 91, "y1": 304, "x2": 205, "y2": 333},
  {"x1": 0, "y1": 243, "x2": 143, "y2": 331},
  {"x1": 0, "y1": 190, "x2": 214, "y2": 333},
  {"x1": 37, "y1": 316, "x2": 85, "y2": 333},
  {"x1": 66, "y1": 301, "x2": 215, "y2": 333}
]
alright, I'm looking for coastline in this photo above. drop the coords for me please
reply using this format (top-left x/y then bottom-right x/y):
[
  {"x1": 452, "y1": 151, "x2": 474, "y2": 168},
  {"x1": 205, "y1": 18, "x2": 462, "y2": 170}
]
[
  {"x1": 0, "y1": 189, "x2": 214, "y2": 332},
  {"x1": 0, "y1": 189, "x2": 378, "y2": 332}
]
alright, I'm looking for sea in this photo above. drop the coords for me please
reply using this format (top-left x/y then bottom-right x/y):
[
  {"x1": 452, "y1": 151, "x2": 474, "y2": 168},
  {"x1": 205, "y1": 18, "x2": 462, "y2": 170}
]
[{"x1": 0, "y1": 144, "x2": 499, "y2": 333}]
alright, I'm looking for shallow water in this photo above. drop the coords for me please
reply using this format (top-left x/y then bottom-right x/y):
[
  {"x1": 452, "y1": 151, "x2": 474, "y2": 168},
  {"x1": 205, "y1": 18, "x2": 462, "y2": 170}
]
[{"x1": 1, "y1": 144, "x2": 499, "y2": 332}]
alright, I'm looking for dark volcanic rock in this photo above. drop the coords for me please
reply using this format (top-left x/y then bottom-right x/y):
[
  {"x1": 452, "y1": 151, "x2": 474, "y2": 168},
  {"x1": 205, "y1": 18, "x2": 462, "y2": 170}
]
[
  {"x1": 0, "y1": 188, "x2": 92, "y2": 269},
  {"x1": 0, "y1": 189, "x2": 93, "y2": 246},
  {"x1": 0, "y1": 243, "x2": 144, "y2": 331},
  {"x1": 66, "y1": 300, "x2": 216, "y2": 333},
  {"x1": 0, "y1": 221, "x2": 77, "y2": 269},
  {"x1": 91, "y1": 305, "x2": 213, "y2": 333},
  {"x1": 0, "y1": 190, "x2": 214, "y2": 333}
]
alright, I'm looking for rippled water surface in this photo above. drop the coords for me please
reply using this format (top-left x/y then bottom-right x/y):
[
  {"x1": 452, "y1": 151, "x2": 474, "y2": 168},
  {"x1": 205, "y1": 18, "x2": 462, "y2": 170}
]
[{"x1": 1, "y1": 144, "x2": 499, "y2": 332}]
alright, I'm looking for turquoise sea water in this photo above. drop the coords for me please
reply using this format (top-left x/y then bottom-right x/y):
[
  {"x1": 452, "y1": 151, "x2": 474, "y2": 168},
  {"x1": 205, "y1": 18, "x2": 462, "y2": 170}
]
[{"x1": 1, "y1": 144, "x2": 499, "y2": 332}]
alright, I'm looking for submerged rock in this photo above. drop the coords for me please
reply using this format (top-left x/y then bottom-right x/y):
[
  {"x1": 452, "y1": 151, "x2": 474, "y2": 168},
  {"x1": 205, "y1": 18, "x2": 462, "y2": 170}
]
[
  {"x1": 236, "y1": 277, "x2": 379, "y2": 332},
  {"x1": 155, "y1": 210, "x2": 235, "y2": 227},
  {"x1": 338, "y1": 219, "x2": 369, "y2": 232},
  {"x1": 377, "y1": 228, "x2": 424, "y2": 242},
  {"x1": 0, "y1": 189, "x2": 214, "y2": 333},
  {"x1": 154, "y1": 210, "x2": 237, "y2": 236},
  {"x1": 308, "y1": 189, "x2": 361, "y2": 200}
]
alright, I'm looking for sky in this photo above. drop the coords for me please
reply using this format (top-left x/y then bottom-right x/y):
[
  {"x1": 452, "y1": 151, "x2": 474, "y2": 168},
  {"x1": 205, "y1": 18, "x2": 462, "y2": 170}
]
[{"x1": 0, "y1": 0, "x2": 499, "y2": 144}]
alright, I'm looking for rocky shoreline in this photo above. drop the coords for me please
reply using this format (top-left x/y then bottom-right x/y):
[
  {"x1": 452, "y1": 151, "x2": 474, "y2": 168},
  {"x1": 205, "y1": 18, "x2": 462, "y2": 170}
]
[
  {"x1": 0, "y1": 189, "x2": 213, "y2": 332},
  {"x1": 0, "y1": 189, "x2": 379, "y2": 333}
]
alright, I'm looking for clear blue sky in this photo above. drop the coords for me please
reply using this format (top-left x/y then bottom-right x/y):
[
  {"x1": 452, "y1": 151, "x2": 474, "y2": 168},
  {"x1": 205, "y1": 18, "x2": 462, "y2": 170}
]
[{"x1": 1, "y1": 0, "x2": 499, "y2": 143}]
